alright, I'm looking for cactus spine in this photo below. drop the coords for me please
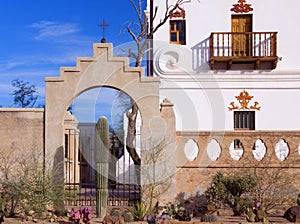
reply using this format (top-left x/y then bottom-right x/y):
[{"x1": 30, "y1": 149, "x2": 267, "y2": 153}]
[{"x1": 96, "y1": 116, "x2": 110, "y2": 218}]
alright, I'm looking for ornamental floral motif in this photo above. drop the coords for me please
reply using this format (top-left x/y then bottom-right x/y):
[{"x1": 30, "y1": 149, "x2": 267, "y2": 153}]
[
  {"x1": 170, "y1": 5, "x2": 186, "y2": 19},
  {"x1": 228, "y1": 90, "x2": 261, "y2": 111},
  {"x1": 231, "y1": 0, "x2": 253, "y2": 13}
]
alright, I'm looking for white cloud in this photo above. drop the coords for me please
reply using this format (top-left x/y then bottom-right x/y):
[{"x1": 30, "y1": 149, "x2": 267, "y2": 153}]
[
  {"x1": 0, "y1": 49, "x2": 91, "y2": 73},
  {"x1": 29, "y1": 20, "x2": 80, "y2": 40},
  {"x1": 0, "y1": 65, "x2": 59, "y2": 78},
  {"x1": 0, "y1": 61, "x2": 26, "y2": 70},
  {"x1": 0, "y1": 83, "x2": 14, "y2": 93}
]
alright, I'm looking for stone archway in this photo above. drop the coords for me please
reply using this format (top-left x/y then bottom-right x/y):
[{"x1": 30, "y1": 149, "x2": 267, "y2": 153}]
[{"x1": 45, "y1": 43, "x2": 165, "y2": 173}]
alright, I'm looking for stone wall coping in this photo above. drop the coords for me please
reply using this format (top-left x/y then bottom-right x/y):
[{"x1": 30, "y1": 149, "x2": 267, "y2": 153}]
[
  {"x1": 177, "y1": 130, "x2": 300, "y2": 136},
  {"x1": 0, "y1": 108, "x2": 44, "y2": 112}
]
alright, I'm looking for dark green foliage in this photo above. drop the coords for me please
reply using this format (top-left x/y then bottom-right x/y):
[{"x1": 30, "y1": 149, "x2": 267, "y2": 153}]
[
  {"x1": 110, "y1": 208, "x2": 123, "y2": 217},
  {"x1": 174, "y1": 209, "x2": 192, "y2": 221},
  {"x1": 205, "y1": 204, "x2": 217, "y2": 214},
  {"x1": 254, "y1": 207, "x2": 268, "y2": 222},
  {"x1": 133, "y1": 201, "x2": 148, "y2": 221},
  {"x1": 2, "y1": 161, "x2": 74, "y2": 217},
  {"x1": 244, "y1": 207, "x2": 256, "y2": 222},
  {"x1": 10, "y1": 79, "x2": 38, "y2": 108},
  {"x1": 162, "y1": 200, "x2": 181, "y2": 218},
  {"x1": 123, "y1": 211, "x2": 134, "y2": 222},
  {"x1": 205, "y1": 172, "x2": 256, "y2": 216},
  {"x1": 224, "y1": 174, "x2": 256, "y2": 197},
  {"x1": 162, "y1": 200, "x2": 191, "y2": 221},
  {"x1": 244, "y1": 206, "x2": 268, "y2": 222},
  {"x1": 205, "y1": 172, "x2": 228, "y2": 205},
  {"x1": 201, "y1": 214, "x2": 218, "y2": 222},
  {"x1": 110, "y1": 208, "x2": 134, "y2": 222}
]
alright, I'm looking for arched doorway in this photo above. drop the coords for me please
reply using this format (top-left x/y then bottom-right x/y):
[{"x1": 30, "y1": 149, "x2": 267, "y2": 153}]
[
  {"x1": 45, "y1": 43, "x2": 167, "y2": 205},
  {"x1": 64, "y1": 86, "x2": 143, "y2": 206}
]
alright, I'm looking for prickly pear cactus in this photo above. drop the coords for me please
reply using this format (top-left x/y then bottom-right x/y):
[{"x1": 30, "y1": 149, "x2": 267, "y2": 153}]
[{"x1": 95, "y1": 116, "x2": 109, "y2": 218}]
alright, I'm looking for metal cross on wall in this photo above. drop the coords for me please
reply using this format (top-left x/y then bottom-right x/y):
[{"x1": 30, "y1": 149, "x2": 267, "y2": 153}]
[{"x1": 98, "y1": 19, "x2": 110, "y2": 40}]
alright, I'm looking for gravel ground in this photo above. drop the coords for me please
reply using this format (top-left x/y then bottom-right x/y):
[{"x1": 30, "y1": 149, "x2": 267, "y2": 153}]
[{"x1": 2, "y1": 215, "x2": 290, "y2": 223}]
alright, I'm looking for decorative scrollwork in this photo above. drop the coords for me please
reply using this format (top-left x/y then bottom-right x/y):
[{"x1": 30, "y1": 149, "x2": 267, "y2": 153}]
[
  {"x1": 228, "y1": 90, "x2": 261, "y2": 111},
  {"x1": 231, "y1": 0, "x2": 253, "y2": 13}
]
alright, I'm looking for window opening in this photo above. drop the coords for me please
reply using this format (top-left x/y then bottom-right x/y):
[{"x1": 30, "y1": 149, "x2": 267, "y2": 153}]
[
  {"x1": 170, "y1": 20, "x2": 186, "y2": 45},
  {"x1": 234, "y1": 111, "x2": 255, "y2": 130}
]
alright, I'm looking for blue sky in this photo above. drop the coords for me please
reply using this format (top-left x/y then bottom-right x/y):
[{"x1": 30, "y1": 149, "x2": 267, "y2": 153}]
[{"x1": 0, "y1": 0, "x2": 143, "y2": 122}]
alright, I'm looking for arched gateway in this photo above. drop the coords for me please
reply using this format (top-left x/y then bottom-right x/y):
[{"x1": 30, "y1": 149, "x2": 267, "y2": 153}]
[{"x1": 45, "y1": 43, "x2": 176, "y2": 193}]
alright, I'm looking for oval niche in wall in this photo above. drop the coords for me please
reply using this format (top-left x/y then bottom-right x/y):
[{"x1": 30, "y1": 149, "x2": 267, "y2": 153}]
[
  {"x1": 275, "y1": 139, "x2": 289, "y2": 161},
  {"x1": 206, "y1": 139, "x2": 221, "y2": 161},
  {"x1": 252, "y1": 139, "x2": 267, "y2": 161},
  {"x1": 229, "y1": 139, "x2": 244, "y2": 161},
  {"x1": 184, "y1": 139, "x2": 199, "y2": 161}
]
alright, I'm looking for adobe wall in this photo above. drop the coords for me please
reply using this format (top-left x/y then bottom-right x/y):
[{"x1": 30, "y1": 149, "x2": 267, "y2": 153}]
[
  {"x1": 175, "y1": 131, "x2": 300, "y2": 195},
  {"x1": 0, "y1": 108, "x2": 44, "y2": 154}
]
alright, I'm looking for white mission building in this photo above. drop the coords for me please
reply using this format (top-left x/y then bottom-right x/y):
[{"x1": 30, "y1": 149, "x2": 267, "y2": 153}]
[
  {"x1": 144, "y1": 0, "x2": 300, "y2": 195},
  {"x1": 56, "y1": 0, "x2": 300, "y2": 200},
  {"x1": 149, "y1": 0, "x2": 300, "y2": 131}
]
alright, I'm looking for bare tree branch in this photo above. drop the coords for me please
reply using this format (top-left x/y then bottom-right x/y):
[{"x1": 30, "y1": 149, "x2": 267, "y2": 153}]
[
  {"x1": 129, "y1": 0, "x2": 143, "y2": 26},
  {"x1": 126, "y1": 26, "x2": 139, "y2": 44},
  {"x1": 126, "y1": 0, "x2": 191, "y2": 65},
  {"x1": 123, "y1": 0, "x2": 193, "y2": 167}
]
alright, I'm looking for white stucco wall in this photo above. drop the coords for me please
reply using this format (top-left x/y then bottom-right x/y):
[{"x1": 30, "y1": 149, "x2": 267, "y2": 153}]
[
  {"x1": 148, "y1": 0, "x2": 300, "y2": 131},
  {"x1": 150, "y1": 0, "x2": 300, "y2": 70}
]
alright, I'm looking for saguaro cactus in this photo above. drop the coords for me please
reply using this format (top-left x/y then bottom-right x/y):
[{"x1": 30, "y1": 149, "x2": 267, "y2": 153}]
[{"x1": 95, "y1": 116, "x2": 110, "y2": 218}]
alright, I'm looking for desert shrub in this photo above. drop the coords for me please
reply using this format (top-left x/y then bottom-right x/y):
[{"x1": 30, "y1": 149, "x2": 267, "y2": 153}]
[
  {"x1": 175, "y1": 192, "x2": 208, "y2": 217},
  {"x1": 205, "y1": 172, "x2": 256, "y2": 215},
  {"x1": 133, "y1": 201, "x2": 148, "y2": 221},
  {"x1": 123, "y1": 211, "x2": 134, "y2": 222},
  {"x1": 110, "y1": 208, "x2": 134, "y2": 222},
  {"x1": 162, "y1": 200, "x2": 192, "y2": 221},
  {"x1": 0, "y1": 149, "x2": 74, "y2": 217},
  {"x1": 248, "y1": 155, "x2": 299, "y2": 213},
  {"x1": 110, "y1": 208, "x2": 123, "y2": 217}
]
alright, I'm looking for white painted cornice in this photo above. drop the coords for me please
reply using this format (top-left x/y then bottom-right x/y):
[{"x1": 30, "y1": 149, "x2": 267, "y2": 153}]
[{"x1": 157, "y1": 70, "x2": 300, "y2": 89}]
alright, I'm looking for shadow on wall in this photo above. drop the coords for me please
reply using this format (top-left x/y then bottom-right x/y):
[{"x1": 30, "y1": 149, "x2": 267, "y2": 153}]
[
  {"x1": 175, "y1": 192, "x2": 208, "y2": 217},
  {"x1": 53, "y1": 146, "x2": 64, "y2": 183},
  {"x1": 191, "y1": 37, "x2": 211, "y2": 73}
]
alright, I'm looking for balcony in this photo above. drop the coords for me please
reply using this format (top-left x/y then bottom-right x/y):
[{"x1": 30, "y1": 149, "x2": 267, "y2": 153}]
[{"x1": 209, "y1": 32, "x2": 278, "y2": 70}]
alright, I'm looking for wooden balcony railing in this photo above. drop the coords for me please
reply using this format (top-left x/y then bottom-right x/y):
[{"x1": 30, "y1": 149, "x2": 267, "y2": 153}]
[{"x1": 209, "y1": 32, "x2": 278, "y2": 70}]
